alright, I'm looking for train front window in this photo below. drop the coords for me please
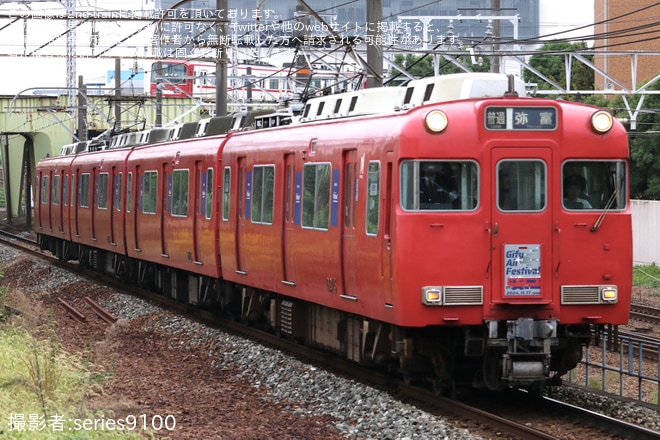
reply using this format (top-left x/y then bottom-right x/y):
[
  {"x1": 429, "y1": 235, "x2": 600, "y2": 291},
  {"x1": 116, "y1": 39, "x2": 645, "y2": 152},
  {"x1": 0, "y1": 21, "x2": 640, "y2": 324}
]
[
  {"x1": 152, "y1": 63, "x2": 187, "y2": 84},
  {"x1": 498, "y1": 161, "x2": 546, "y2": 212},
  {"x1": 562, "y1": 161, "x2": 626, "y2": 210},
  {"x1": 400, "y1": 160, "x2": 478, "y2": 211}
]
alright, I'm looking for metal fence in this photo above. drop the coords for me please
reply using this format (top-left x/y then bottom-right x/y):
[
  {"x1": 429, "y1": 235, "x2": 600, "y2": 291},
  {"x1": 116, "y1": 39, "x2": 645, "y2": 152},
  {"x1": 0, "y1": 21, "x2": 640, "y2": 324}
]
[{"x1": 566, "y1": 333, "x2": 660, "y2": 405}]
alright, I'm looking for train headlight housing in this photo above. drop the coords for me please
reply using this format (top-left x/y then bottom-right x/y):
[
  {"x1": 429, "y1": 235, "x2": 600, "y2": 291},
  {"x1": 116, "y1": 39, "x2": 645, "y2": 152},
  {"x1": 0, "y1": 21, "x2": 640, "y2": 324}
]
[
  {"x1": 591, "y1": 110, "x2": 613, "y2": 133},
  {"x1": 600, "y1": 286, "x2": 618, "y2": 303},
  {"x1": 425, "y1": 110, "x2": 448, "y2": 133},
  {"x1": 422, "y1": 286, "x2": 443, "y2": 305}
]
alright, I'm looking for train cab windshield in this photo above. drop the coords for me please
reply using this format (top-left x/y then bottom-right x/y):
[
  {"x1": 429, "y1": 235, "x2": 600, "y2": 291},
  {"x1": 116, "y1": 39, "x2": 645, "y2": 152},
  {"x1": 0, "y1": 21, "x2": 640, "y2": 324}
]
[
  {"x1": 496, "y1": 160, "x2": 627, "y2": 212},
  {"x1": 561, "y1": 161, "x2": 627, "y2": 211},
  {"x1": 401, "y1": 160, "x2": 479, "y2": 211},
  {"x1": 151, "y1": 62, "x2": 187, "y2": 84},
  {"x1": 498, "y1": 161, "x2": 547, "y2": 211}
]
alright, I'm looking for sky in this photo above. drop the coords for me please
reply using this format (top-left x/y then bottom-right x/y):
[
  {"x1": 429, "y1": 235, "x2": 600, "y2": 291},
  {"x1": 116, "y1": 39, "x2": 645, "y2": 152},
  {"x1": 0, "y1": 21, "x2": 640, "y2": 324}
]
[
  {"x1": 0, "y1": 0, "x2": 597, "y2": 96},
  {"x1": 0, "y1": 0, "x2": 156, "y2": 95}
]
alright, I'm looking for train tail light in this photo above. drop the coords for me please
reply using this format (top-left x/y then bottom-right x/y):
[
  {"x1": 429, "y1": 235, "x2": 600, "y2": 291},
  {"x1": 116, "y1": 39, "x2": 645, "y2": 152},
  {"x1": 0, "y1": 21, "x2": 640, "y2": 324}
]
[
  {"x1": 425, "y1": 110, "x2": 448, "y2": 132},
  {"x1": 422, "y1": 287, "x2": 442, "y2": 305},
  {"x1": 600, "y1": 286, "x2": 618, "y2": 303},
  {"x1": 591, "y1": 110, "x2": 613, "y2": 133}
]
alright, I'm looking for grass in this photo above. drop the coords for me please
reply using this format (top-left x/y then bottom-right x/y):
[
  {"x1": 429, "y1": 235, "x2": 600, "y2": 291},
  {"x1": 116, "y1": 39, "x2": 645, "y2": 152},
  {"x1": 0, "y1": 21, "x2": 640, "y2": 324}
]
[
  {"x1": 633, "y1": 263, "x2": 660, "y2": 290},
  {"x1": 0, "y1": 280, "x2": 146, "y2": 438}
]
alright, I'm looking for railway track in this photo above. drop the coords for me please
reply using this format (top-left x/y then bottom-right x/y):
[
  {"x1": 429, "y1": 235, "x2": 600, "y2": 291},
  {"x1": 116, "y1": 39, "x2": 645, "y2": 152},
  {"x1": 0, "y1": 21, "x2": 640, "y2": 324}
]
[
  {"x1": 630, "y1": 303, "x2": 660, "y2": 326},
  {"x1": 0, "y1": 228, "x2": 657, "y2": 439}
]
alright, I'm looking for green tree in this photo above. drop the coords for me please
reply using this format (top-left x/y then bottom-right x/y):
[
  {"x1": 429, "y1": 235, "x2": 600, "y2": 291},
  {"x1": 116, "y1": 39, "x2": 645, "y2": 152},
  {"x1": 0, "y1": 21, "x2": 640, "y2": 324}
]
[
  {"x1": 523, "y1": 41, "x2": 594, "y2": 99},
  {"x1": 596, "y1": 81, "x2": 660, "y2": 200},
  {"x1": 626, "y1": 81, "x2": 660, "y2": 199}
]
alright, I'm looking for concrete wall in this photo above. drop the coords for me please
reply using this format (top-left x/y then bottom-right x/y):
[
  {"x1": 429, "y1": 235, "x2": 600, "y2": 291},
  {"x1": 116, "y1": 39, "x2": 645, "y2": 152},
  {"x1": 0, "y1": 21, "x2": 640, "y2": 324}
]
[{"x1": 632, "y1": 199, "x2": 660, "y2": 265}]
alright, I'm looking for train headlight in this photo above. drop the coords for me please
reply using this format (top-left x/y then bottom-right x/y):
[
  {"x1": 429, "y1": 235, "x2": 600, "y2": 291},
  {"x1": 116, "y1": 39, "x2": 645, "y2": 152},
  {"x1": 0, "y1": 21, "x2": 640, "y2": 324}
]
[
  {"x1": 422, "y1": 287, "x2": 443, "y2": 305},
  {"x1": 600, "y1": 286, "x2": 618, "y2": 303},
  {"x1": 425, "y1": 110, "x2": 448, "y2": 133},
  {"x1": 591, "y1": 110, "x2": 613, "y2": 133}
]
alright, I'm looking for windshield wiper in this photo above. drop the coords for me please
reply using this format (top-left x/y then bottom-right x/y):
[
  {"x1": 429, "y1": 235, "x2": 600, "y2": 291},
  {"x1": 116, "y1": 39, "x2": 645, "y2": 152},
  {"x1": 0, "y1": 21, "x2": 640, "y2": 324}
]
[{"x1": 591, "y1": 189, "x2": 619, "y2": 232}]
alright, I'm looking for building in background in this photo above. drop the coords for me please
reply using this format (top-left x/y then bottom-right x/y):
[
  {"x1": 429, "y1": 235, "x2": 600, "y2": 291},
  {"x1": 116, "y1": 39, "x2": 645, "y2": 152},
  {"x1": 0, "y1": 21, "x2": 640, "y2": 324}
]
[{"x1": 594, "y1": 0, "x2": 660, "y2": 90}]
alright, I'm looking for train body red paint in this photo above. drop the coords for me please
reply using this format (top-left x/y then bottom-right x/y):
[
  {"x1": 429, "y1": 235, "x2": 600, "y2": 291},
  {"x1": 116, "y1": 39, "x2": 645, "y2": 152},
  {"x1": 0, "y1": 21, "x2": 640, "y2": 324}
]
[{"x1": 35, "y1": 73, "x2": 632, "y2": 392}]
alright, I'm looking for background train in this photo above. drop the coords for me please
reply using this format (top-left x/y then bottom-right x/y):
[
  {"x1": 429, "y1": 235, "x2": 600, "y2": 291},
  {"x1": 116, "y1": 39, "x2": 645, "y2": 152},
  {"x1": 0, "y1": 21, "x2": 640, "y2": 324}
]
[
  {"x1": 149, "y1": 58, "x2": 361, "y2": 104},
  {"x1": 35, "y1": 72, "x2": 632, "y2": 394}
]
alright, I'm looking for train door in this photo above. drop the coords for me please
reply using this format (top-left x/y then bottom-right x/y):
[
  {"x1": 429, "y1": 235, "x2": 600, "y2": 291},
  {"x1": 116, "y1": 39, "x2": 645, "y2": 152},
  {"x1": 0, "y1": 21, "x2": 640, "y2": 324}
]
[
  {"x1": 72, "y1": 171, "x2": 79, "y2": 237},
  {"x1": 37, "y1": 171, "x2": 53, "y2": 231},
  {"x1": 112, "y1": 170, "x2": 121, "y2": 246},
  {"x1": 58, "y1": 171, "x2": 66, "y2": 234},
  {"x1": 161, "y1": 163, "x2": 168, "y2": 257},
  {"x1": 235, "y1": 157, "x2": 247, "y2": 274},
  {"x1": 132, "y1": 168, "x2": 140, "y2": 251},
  {"x1": 192, "y1": 161, "x2": 202, "y2": 264},
  {"x1": 490, "y1": 148, "x2": 554, "y2": 304},
  {"x1": 91, "y1": 167, "x2": 98, "y2": 240},
  {"x1": 382, "y1": 161, "x2": 394, "y2": 305},
  {"x1": 45, "y1": 172, "x2": 52, "y2": 231},
  {"x1": 97, "y1": 169, "x2": 112, "y2": 245},
  {"x1": 282, "y1": 153, "x2": 296, "y2": 285},
  {"x1": 341, "y1": 150, "x2": 358, "y2": 295}
]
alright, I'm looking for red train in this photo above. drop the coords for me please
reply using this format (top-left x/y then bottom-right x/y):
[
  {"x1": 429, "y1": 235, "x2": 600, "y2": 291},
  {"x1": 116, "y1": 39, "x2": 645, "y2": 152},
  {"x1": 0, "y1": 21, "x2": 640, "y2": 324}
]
[
  {"x1": 35, "y1": 72, "x2": 632, "y2": 394},
  {"x1": 149, "y1": 58, "x2": 357, "y2": 103}
]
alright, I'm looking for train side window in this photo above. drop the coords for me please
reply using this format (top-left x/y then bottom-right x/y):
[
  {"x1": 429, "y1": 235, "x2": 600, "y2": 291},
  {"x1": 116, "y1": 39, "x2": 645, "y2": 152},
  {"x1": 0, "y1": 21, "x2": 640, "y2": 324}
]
[
  {"x1": 63, "y1": 175, "x2": 68, "y2": 206},
  {"x1": 115, "y1": 173, "x2": 123, "y2": 212},
  {"x1": 41, "y1": 175, "x2": 49, "y2": 204},
  {"x1": 251, "y1": 165, "x2": 275, "y2": 225},
  {"x1": 222, "y1": 167, "x2": 231, "y2": 221},
  {"x1": 366, "y1": 161, "x2": 380, "y2": 236},
  {"x1": 497, "y1": 161, "x2": 546, "y2": 212},
  {"x1": 172, "y1": 169, "x2": 189, "y2": 217},
  {"x1": 343, "y1": 162, "x2": 357, "y2": 228},
  {"x1": 79, "y1": 174, "x2": 90, "y2": 208},
  {"x1": 70, "y1": 173, "x2": 76, "y2": 207},
  {"x1": 285, "y1": 163, "x2": 294, "y2": 223},
  {"x1": 302, "y1": 162, "x2": 331, "y2": 231},
  {"x1": 400, "y1": 160, "x2": 478, "y2": 211},
  {"x1": 142, "y1": 171, "x2": 158, "y2": 214},
  {"x1": 52, "y1": 175, "x2": 60, "y2": 205},
  {"x1": 204, "y1": 168, "x2": 213, "y2": 220},
  {"x1": 562, "y1": 160, "x2": 627, "y2": 210},
  {"x1": 97, "y1": 173, "x2": 109, "y2": 210},
  {"x1": 127, "y1": 173, "x2": 133, "y2": 213}
]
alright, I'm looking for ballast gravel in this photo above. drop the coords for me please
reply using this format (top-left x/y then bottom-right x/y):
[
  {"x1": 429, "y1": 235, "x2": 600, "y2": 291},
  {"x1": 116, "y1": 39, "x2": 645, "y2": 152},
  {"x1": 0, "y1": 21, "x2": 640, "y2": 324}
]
[{"x1": 2, "y1": 245, "x2": 660, "y2": 438}]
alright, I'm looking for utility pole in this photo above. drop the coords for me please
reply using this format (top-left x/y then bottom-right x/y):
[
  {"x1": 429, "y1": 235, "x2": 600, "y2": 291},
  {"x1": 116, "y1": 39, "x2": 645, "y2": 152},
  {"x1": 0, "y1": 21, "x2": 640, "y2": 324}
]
[
  {"x1": 155, "y1": 60, "x2": 163, "y2": 127},
  {"x1": 491, "y1": 0, "x2": 501, "y2": 73},
  {"x1": 114, "y1": 58, "x2": 122, "y2": 130},
  {"x1": 77, "y1": 75, "x2": 87, "y2": 141},
  {"x1": 366, "y1": 0, "x2": 383, "y2": 87},
  {"x1": 294, "y1": 2, "x2": 311, "y2": 92},
  {"x1": 216, "y1": 0, "x2": 228, "y2": 116},
  {"x1": 65, "y1": 0, "x2": 76, "y2": 117}
]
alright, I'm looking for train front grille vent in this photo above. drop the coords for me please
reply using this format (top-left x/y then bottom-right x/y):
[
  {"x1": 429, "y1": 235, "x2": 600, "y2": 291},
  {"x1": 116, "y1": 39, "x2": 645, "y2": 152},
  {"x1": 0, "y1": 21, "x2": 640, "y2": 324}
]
[
  {"x1": 443, "y1": 286, "x2": 484, "y2": 305},
  {"x1": 561, "y1": 286, "x2": 600, "y2": 304}
]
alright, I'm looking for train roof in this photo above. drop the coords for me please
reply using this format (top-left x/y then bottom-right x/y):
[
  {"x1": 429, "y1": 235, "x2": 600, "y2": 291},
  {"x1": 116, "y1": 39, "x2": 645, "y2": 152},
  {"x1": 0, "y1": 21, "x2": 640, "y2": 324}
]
[
  {"x1": 55, "y1": 73, "x2": 528, "y2": 157},
  {"x1": 299, "y1": 72, "x2": 527, "y2": 123}
]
